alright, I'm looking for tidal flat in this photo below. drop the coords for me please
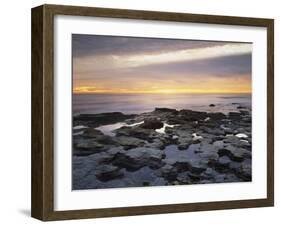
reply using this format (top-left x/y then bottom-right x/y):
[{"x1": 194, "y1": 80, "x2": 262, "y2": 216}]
[{"x1": 72, "y1": 104, "x2": 252, "y2": 190}]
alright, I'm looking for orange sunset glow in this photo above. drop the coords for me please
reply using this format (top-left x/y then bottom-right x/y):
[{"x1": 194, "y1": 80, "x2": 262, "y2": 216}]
[{"x1": 72, "y1": 35, "x2": 252, "y2": 95}]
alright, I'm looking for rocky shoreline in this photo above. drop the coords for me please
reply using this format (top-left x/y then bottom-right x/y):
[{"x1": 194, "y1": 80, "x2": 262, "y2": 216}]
[{"x1": 72, "y1": 105, "x2": 252, "y2": 190}]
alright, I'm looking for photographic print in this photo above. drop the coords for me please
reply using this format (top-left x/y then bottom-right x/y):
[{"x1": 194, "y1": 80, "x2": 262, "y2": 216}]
[
  {"x1": 72, "y1": 35, "x2": 252, "y2": 190},
  {"x1": 31, "y1": 5, "x2": 274, "y2": 220}
]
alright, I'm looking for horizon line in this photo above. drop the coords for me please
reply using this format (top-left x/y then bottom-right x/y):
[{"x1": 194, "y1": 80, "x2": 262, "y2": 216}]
[{"x1": 73, "y1": 91, "x2": 251, "y2": 95}]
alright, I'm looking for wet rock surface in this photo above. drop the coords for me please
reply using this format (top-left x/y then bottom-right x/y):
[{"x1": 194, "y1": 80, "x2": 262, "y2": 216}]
[
  {"x1": 73, "y1": 107, "x2": 252, "y2": 190},
  {"x1": 141, "y1": 118, "x2": 164, "y2": 129},
  {"x1": 73, "y1": 112, "x2": 136, "y2": 127}
]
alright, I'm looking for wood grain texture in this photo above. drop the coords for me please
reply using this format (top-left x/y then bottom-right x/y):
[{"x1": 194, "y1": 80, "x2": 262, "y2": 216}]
[
  {"x1": 31, "y1": 5, "x2": 44, "y2": 220},
  {"x1": 31, "y1": 5, "x2": 55, "y2": 220},
  {"x1": 267, "y1": 19, "x2": 274, "y2": 205},
  {"x1": 31, "y1": 4, "x2": 274, "y2": 221}
]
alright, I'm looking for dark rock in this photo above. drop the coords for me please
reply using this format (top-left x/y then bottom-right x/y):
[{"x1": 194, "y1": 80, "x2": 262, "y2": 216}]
[
  {"x1": 223, "y1": 135, "x2": 240, "y2": 145},
  {"x1": 177, "y1": 136, "x2": 193, "y2": 150},
  {"x1": 229, "y1": 161, "x2": 242, "y2": 172},
  {"x1": 189, "y1": 160, "x2": 208, "y2": 174},
  {"x1": 220, "y1": 125, "x2": 233, "y2": 134},
  {"x1": 145, "y1": 139, "x2": 166, "y2": 150},
  {"x1": 161, "y1": 164, "x2": 178, "y2": 181},
  {"x1": 242, "y1": 116, "x2": 251, "y2": 123},
  {"x1": 174, "y1": 126, "x2": 195, "y2": 136},
  {"x1": 202, "y1": 167, "x2": 216, "y2": 178},
  {"x1": 218, "y1": 145, "x2": 251, "y2": 162},
  {"x1": 164, "y1": 154, "x2": 207, "y2": 176},
  {"x1": 208, "y1": 112, "x2": 227, "y2": 120},
  {"x1": 178, "y1": 110, "x2": 208, "y2": 121},
  {"x1": 199, "y1": 143, "x2": 219, "y2": 162},
  {"x1": 224, "y1": 174, "x2": 241, "y2": 182},
  {"x1": 141, "y1": 118, "x2": 164, "y2": 129},
  {"x1": 236, "y1": 128, "x2": 246, "y2": 133},
  {"x1": 214, "y1": 174, "x2": 227, "y2": 183},
  {"x1": 154, "y1": 108, "x2": 178, "y2": 114},
  {"x1": 228, "y1": 112, "x2": 241, "y2": 119},
  {"x1": 218, "y1": 156, "x2": 232, "y2": 166},
  {"x1": 115, "y1": 126, "x2": 157, "y2": 141},
  {"x1": 209, "y1": 104, "x2": 215, "y2": 107},
  {"x1": 200, "y1": 126, "x2": 225, "y2": 135},
  {"x1": 114, "y1": 136, "x2": 145, "y2": 150},
  {"x1": 199, "y1": 121, "x2": 217, "y2": 128},
  {"x1": 74, "y1": 139, "x2": 108, "y2": 156},
  {"x1": 82, "y1": 128, "x2": 117, "y2": 145},
  {"x1": 176, "y1": 172, "x2": 191, "y2": 184},
  {"x1": 237, "y1": 140, "x2": 251, "y2": 149},
  {"x1": 213, "y1": 140, "x2": 225, "y2": 149},
  {"x1": 142, "y1": 181, "x2": 150, "y2": 186},
  {"x1": 200, "y1": 179, "x2": 213, "y2": 184},
  {"x1": 234, "y1": 161, "x2": 252, "y2": 180},
  {"x1": 171, "y1": 181, "x2": 180, "y2": 185},
  {"x1": 95, "y1": 165, "x2": 124, "y2": 182},
  {"x1": 239, "y1": 110, "x2": 250, "y2": 115},
  {"x1": 166, "y1": 118, "x2": 186, "y2": 125},
  {"x1": 96, "y1": 135, "x2": 117, "y2": 145},
  {"x1": 112, "y1": 147, "x2": 164, "y2": 171},
  {"x1": 186, "y1": 172, "x2": 201, "y2": 182},
  {"x1": 74, "y1": 112, "x2": 136, "y2": 127},
  {"x1": 199, "y1": 137, "x2": 213, "y2": 145},
  {"x1": 215, "y1": 156, "x2": 232, "y2": 171},
  {"x1": 82, "y1": 128, "x2": 103, "y2": 137},
  {"x1": 192, "y1": 139, "x2": 202, "y2": 144},
  {"x1": 150, "y1": 177, "x2": 168, "y2": 186},
  {"x1": 163, "y1": 126, "x2": 176, "y2": 135},
  {"x1": 172, "y1": 160, "x2": 192, "y2": 173},
  {"x1": 89, "y1": 147, "x2": 122, "y2": 163}
]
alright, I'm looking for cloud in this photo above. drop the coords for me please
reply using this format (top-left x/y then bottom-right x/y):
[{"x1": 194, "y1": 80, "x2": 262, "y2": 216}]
[
  {"x1": 72, "y1": 34, "x2": 252, "y2": 94},
  {"x1": 135, "y1": 53, "x2": 252, "y2": 78},
  {"x1": 72, "y1": 34, "x2": 228, "y2": 58},
  {"x1": 73, "y1": 42, "x2": 251, "y2": 74},
  {"x1": 119, "y1": 43, "x2": 251, "y2": 69}
]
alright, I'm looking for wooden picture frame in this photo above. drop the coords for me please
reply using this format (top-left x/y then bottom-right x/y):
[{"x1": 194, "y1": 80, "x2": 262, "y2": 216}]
[{"x1": 31, "y1": 4, "x2": 274, "y2": 221}]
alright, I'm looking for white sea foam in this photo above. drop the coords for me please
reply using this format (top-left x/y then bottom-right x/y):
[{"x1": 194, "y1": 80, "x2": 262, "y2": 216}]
[
  {"x1": 96, "y1": 121, "x2": 144, "y2": 136},
  {"x1": 155, "y1": 123, "x2": 177, "y2": 134},
  {"x1": 73, "y1": 125, "x2": 88, "y2": 130},
  {"x1": 235, "y1": 133, "x2": 248, "y2": 138},
  {"x1": 192, "y1": 133, "x2": 203, "y2": 141}
]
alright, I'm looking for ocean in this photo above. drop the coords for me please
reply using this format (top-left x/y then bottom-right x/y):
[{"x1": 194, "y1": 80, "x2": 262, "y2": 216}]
[{"x1": 73, "y1": 93, "x2": 251, "y2": 115}]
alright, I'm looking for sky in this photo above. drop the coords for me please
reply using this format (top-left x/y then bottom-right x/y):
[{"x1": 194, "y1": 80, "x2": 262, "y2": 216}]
[{"x1": 72, "y1": 34, "x2": 252, "y2": 94}]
